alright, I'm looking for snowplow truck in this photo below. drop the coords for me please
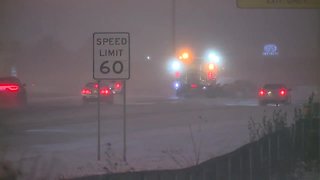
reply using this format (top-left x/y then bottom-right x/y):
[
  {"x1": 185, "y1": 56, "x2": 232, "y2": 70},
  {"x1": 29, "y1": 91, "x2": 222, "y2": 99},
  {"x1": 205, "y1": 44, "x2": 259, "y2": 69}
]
[{"x1": 172, "y1": 56, "x2": 219, "y2": 98}]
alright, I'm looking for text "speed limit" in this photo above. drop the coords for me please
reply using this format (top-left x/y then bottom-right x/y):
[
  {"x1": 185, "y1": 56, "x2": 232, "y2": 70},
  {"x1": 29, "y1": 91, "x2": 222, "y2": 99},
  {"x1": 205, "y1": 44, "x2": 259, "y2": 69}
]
[{"x1": 93, "y1": 32, "x2": 130, "y2": 80}]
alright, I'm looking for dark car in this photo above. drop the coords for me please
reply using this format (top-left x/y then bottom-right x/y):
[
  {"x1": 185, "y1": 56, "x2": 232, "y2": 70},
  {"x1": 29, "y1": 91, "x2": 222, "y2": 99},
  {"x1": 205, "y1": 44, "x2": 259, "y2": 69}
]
[
  {"x1": 258, "y1": 83, "x2": 291, "y2": 106},
  {"x1": 81, "y1": 82, "x2": 114, "y2": 104},
  {"x1": 0, "y1": 76, "x2": 27, "y2": 108}
]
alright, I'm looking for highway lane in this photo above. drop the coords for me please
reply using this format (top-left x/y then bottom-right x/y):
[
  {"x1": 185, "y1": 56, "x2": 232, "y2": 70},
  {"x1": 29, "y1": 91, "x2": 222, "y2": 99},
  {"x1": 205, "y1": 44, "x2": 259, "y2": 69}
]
[
  {"x1": 0, "y1": 96, "x2": 294, "y2": 145},
  {"x1": 0, "y1": 95, "x2": 299, "y2": 179}
]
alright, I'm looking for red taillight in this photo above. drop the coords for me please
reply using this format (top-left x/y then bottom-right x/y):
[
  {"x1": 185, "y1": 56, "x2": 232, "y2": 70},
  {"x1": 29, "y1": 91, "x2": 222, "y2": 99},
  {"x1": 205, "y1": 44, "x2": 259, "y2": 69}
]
[
  {"x1": 175, "y1": 72, "x2": 181, "y2": 78},
  {"x1": 279, "y1": 89, "x2": 287, "y2": 96},
  {"x1": 259, "y1": 89, "x2": 266, "y2": 96},
  {"x1": 0, "y1": 84, "x2": 20, "y2": 92},
  {"x1": 81, "y1": 88, "x2": 91, "y2": 95},
  {"x1": 207, "y1": 72, "x2": 213, "y2": 80},
  {"x1": 94, "y1": 84, "x2": 99, "y2": 88},
  {"x1": 7, "y1": 85, "x2": 19, "y2": 92},
  {"x1": 115, "y1": 82, "x2": 121, "y2": 89},
  {"x1": 100, "y1": 89, "x2": 110, "y2": 95},
  {"x1": 191, "y1": 84, "x2": 198, "y2": 88}
]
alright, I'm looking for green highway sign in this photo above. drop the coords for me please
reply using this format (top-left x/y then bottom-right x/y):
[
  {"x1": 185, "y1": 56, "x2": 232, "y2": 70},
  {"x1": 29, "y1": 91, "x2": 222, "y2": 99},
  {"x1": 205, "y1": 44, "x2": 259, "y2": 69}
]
[{"x1": 237, "y1": 0, "x2": 320, "y2": 8}]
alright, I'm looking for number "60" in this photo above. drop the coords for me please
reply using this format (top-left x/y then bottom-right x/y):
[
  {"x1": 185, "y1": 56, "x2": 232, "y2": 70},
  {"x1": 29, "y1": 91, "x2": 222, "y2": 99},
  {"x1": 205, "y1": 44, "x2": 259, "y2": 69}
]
[{"x1": 100, "y1": 61, "x2": 124, "y2": 74}]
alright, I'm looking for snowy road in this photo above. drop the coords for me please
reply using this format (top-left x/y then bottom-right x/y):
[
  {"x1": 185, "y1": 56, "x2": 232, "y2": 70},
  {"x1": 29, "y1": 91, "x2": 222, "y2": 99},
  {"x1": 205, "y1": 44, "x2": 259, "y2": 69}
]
[{"x1": 0, "y1": 95, "x2": 299, "y2": 179}]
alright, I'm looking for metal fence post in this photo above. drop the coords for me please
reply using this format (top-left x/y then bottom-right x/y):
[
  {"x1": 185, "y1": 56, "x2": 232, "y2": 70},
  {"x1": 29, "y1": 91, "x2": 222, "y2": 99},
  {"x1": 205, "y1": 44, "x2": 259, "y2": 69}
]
[
  {"x1": 293, "y1": 123, "x2": 298, "y2": 159},
  {"x1": 277, "y1": 133, "x2": 280, "y2": 161},
  {"x1": 215, "y1": 161, "x2": 218, "y2": 180},
  {"x1": 302, "y1": 121, "x2": 305, "y2": 160},
  {"x1": 318, "y1": 117, "x2": 320, "y2": 163},
  {"x1": 228, "y1": 157, "x2": 231, "y2": 180},
  {"x1": 239, "y1": 153, "x2": 242, "y2": 180},
  {"x1": 249, "y1": 148, "x2": 253, "y2": 180},
  {"x1": 268, "y1": 137, "x2": 272, "y2": 180},
  {"x1": 201, "y1": 168, "x2": 205, "y2": 180},
  {"x1": 260, "y1": 141, "x2": 263, "y2": 178}
]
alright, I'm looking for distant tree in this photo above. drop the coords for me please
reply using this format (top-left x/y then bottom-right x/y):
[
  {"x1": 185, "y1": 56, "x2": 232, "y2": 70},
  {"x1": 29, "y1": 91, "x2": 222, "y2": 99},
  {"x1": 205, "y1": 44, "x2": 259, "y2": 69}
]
[{"x1": 0, "y1": 40, "x2": 22, "y2": 76}]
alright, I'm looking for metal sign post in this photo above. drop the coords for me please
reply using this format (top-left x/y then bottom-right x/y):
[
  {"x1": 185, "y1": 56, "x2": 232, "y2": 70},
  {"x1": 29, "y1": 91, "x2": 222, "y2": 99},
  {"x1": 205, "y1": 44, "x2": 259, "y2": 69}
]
[
  {"x1": 97, "y1": 80, "x2": 101, "y2": 161},
  {"x1": 123, "y1": 80, "x2": 127, "y2": 161}
]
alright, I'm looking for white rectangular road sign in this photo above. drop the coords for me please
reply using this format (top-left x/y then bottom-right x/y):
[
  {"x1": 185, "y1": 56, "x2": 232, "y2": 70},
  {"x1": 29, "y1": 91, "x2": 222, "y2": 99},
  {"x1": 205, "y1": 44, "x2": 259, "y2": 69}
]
[{"x1": 93, "y1": 32, "x2": 130, "y2": 80}]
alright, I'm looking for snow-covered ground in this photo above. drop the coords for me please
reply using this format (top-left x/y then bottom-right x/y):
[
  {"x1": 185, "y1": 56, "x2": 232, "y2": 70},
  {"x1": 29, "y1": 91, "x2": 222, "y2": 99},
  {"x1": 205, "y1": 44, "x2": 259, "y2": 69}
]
[{"x1": 0, "y1": 94, "x2": 303, "y2": 179}]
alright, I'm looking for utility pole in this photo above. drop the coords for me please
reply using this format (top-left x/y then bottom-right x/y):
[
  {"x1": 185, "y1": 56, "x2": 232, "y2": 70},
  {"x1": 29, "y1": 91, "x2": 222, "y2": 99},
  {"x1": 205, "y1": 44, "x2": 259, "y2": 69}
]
[{"x1": 172, "y1": 0, "x2": 176, "y2": 56}]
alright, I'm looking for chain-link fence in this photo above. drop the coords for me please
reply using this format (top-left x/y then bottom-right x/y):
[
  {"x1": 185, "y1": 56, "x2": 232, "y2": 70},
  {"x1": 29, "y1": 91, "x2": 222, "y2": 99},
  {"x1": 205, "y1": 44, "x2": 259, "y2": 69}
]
[{"x1": 72, "y1": 115, "x2": 319, "y2": 180}]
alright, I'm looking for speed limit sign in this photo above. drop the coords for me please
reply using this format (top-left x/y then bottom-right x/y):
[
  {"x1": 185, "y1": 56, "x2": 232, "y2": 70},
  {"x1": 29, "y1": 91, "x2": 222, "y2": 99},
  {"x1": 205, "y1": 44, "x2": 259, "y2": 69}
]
[{"x1": 93, "y1": 32, "x2": 130, "y2": 80}]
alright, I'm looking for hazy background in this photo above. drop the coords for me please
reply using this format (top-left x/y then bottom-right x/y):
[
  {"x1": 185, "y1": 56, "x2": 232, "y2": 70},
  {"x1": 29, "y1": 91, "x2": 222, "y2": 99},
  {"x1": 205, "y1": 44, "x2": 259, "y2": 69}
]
[{"x1": 0, "y1": 0, "x2": 319, "y2": 96}]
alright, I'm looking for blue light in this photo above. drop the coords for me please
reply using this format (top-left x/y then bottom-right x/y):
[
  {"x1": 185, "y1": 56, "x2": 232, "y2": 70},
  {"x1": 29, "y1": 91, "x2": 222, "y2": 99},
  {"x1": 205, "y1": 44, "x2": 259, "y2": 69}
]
[
  {"x1": 174, "y1": 81, "x2": 180, "y2": 89},
  {"x1": 263, "y1": 44, "x2": 279, "y2": 56}
]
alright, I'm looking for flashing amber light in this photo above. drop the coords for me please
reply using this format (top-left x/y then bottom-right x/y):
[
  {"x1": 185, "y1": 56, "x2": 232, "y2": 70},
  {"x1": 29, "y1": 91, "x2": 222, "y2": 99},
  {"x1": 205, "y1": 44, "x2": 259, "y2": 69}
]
[
  {"x1": 178, "y1": 52, "x2": 190, "y2": 60},
  {"x1": 208, "y1": 63, "x2": 215, "y2": 71},
  {"x1": 182, "y1": 52, "x2": 189, "y2": 59},
  {"x1": 177, "y1": 49, "x2": 193, "y2": 64}
]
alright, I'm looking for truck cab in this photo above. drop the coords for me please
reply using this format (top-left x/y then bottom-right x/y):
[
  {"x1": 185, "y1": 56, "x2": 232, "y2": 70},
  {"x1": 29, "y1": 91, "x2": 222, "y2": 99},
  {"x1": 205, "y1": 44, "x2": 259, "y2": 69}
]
[{"x1": 175, "y1": 60, "x2": 218, "y2": 97}]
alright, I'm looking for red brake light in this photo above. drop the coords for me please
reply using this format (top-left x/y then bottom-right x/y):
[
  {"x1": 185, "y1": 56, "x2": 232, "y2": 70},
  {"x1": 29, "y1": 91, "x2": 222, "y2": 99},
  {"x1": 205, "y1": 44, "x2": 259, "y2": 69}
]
[
  {"x1": 191, "y1": 84, "x2": 198, "y2": 88},
  {"x1": 279, "y1": 89, "x2": 287, "y2": 96},
  {"x1": 94, "y1": 84, "x2": 99, "y2": 88},
  {"x1": 100, "y1": 89, "x2": 110, "y2": 95},
  {"x1": 115, "y1": 82, "x2": 121, "y2": 89},
  {"x1": 7, "y1": 85, "x2": 19, "y2": 92},
  {"x1": 207, "y1": 72, "x2": 213, "y2": 80},
  {"x1": 259, "y1": 89, "x2": 266, "y2": 96},
  {"x1": 175, "y1": 72, "x2": 181, "y2": 78},
  {"x1": 81, "y1": 88, "x2": 91, "y2": 95},
  {"x1": 0, "y1": 84, "x2": 20, "y2": 92}
]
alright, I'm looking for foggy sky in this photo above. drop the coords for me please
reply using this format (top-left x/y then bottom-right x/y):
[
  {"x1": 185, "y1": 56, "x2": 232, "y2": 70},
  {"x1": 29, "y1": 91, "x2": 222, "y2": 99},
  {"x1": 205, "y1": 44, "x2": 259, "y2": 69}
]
[
  {"x1": 1, "y1": 0, "x2": 319, "y2": 94},
  {"x1": 2, "y1": 0, "x2": 318, "y2": 53}
]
